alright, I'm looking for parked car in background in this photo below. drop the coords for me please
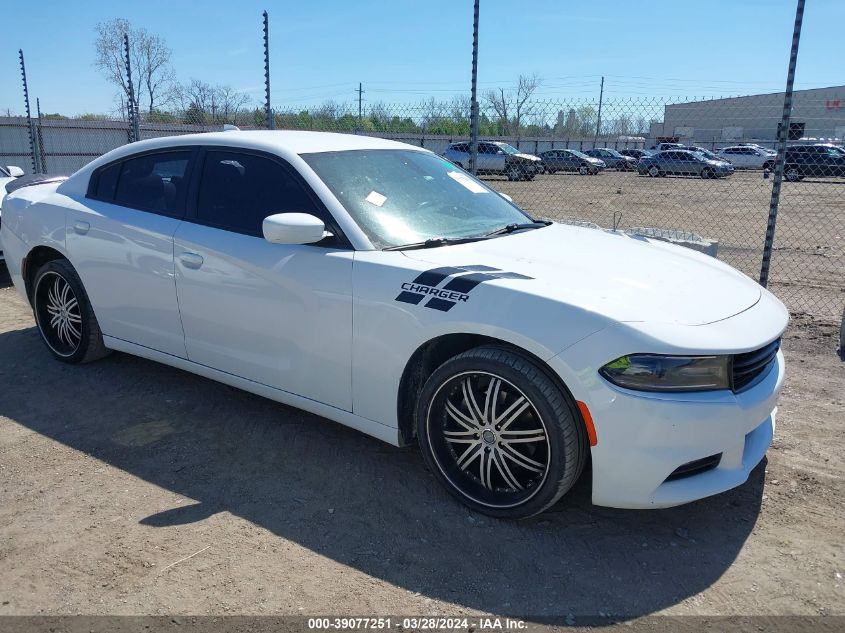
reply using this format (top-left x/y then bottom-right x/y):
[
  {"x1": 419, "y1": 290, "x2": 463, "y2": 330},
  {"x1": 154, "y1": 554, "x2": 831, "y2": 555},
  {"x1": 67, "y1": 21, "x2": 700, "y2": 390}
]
[
  {"x1": 650, "y1": 142, "x2": 687, "y2": 152},
  {"x1": 685, "y1": 147, "x2": 724, "y2": 162},
  {"x1": 0, "y1": 130, "x2": 788, "y2": 518},
  {"x1": 0, "y1": 165, "x2": 26, "y2": 260},
  {"x1": 443, "y1": 141, "x2": 541, "y2": 180},
  {"x1": 717, "y1": 146, "x2": 776, "y2": 170},
  {"x1": 538, "y1": 149, "x2": 605, "y2": 175},
  {"x1": 618, "y1": 148, "x2": 652, "y2": 160},
  {"x1": 738, "y1": 143, "x2": 776, "y2": 156},
  {"x1": 638, "y1": 150, "x2": 734, "y2": 178},
  {"x1": 584, "y1": 148, "x2": 637, "y2": 170},
  {"x1": 783, "y1": 145, "x2": 845, "y2": 181}
]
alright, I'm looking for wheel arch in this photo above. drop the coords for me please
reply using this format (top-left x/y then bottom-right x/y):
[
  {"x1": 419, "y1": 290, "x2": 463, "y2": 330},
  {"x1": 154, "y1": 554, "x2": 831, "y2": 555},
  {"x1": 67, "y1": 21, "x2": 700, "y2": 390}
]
[
  {"x1": 396, "y1": 332, "x2": 584, "y2": 447},
  {"x1": 23, "y1": 245, "x2": 68, "y2": 304}
]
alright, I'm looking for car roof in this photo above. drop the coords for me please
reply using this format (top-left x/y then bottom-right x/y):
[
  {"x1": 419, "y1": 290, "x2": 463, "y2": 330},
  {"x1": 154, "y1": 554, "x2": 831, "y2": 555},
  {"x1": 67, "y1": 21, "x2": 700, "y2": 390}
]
[{"x1": 59, "y1": 131, "x2": 428, "y2": 196}]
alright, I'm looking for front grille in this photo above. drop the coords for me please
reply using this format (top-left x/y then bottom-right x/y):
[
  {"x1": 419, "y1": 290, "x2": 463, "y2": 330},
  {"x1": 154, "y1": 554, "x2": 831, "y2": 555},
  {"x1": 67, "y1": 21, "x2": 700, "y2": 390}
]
[
  {"x1": 665, "y1": 453, "x2": 722, "y2": 482},
  {"x1": 731, "y1": 338, "x2": 781, "y2": 392}
]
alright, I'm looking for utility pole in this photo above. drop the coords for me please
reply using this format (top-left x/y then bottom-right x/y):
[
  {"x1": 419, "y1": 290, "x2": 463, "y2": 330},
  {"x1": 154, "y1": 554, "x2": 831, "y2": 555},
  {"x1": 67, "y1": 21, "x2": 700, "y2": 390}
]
[
  {"x1": 760, "y1": 0, "x2": 804, "y2": 288},
  {"x1": 469, "y1": 0, "x2": 480, "y2": 175},
  {"x1": 594, "y1": 75, "x2": 604, "y2": 147},
  {"x1": 263, "y1": 10, "x2": 274, "y2": 129},
  {"x1": 357, "y1": 82, "x2": 364, "y2": 132},
  {"x1": 19, "y1": 49, "x2": 38, "y2": 173}
]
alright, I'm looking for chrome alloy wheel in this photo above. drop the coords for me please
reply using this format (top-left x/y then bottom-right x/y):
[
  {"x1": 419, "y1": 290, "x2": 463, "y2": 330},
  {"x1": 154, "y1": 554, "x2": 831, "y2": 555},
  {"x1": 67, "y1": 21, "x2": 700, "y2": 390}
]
[
  {"x1": 35, "y1": 271, "x2": 82, "y2": 357},
  {"x1": 426, "y1": 371, "x2": 551, "y2": 509}
]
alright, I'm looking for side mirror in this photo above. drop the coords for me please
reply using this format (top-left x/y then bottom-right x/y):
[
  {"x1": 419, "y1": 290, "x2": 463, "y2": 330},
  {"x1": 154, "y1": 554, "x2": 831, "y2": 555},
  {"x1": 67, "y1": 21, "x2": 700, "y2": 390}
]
[
  {"x1": 262, "y1": 213, "x2": 329, "y2": 245},
  {"x1": 6, "y1": 166, "x2": 24, "y2": 178},
  {"x1": 499, "y1": 192, "x2": 514, "y2": 203}
]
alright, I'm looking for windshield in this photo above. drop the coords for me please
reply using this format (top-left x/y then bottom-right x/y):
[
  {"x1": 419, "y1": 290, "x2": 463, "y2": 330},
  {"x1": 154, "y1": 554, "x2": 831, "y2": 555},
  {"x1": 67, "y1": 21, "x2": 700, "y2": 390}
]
[
  {"x1": 302, "y1": 149, "x2": 533, "y2": 248},
  {"x1": 0, "y1": 166, "x2": 9, "y2": 177},
  {"x1": 568, "y1": 150, "x2": 590, "y2": 159},
  {"x1": 494, "y1": 142, "x2": 521, "y2": 155},
  {"x1": 604, "y1": 149, "x2": 623, "y2": 157}
]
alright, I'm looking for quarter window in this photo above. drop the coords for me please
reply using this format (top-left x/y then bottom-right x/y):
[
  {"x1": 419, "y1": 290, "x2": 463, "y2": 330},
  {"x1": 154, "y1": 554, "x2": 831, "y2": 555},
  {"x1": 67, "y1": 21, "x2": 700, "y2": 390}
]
[
  {"x1": 196, "y1": 151, "x2": 319, "y2": 236},
  {"x1": 113, "y1": 151, "x2": 192, "y2": 216}
]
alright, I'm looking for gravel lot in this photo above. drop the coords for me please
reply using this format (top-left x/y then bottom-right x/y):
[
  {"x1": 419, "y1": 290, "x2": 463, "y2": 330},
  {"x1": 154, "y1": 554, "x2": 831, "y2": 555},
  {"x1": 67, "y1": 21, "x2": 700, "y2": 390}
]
[{"x1": 0, "y1": 249, "x2": 843, "y2": 621}]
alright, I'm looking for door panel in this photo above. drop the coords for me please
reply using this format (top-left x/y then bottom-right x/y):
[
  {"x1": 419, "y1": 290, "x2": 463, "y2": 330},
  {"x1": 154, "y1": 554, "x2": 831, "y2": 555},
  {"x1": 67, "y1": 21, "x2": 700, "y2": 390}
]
[
  {"x1": 65, "y1": 200, "x2": 186, "y2": 356},
  {"x1": 173, "y1": 222, "x2": 354, "y2": 411}
]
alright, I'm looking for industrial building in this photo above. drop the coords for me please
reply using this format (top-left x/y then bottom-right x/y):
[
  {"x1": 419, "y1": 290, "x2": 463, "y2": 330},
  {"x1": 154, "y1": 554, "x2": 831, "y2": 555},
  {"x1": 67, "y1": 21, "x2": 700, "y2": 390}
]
[{"x1": 649, "y1": 85, "x2": 845, "y2": 146}]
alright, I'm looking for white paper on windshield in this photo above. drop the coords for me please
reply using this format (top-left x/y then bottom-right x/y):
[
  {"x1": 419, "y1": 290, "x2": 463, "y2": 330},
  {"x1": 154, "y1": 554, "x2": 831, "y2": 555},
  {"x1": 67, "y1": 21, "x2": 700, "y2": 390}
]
[
  {"x1": 448, "y1": 171, "x2": 488, "y2": 194},
  {"x1": 365, "y1": 190, "x2": 387, "y2": 207}
]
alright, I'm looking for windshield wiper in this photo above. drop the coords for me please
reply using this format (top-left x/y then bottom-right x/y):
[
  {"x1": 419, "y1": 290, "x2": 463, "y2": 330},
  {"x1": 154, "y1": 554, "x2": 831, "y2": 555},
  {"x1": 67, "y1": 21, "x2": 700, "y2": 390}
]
[
  {"x1": 383, "y1": 236, "x2": 486, "y2": 251},
  {"x1": 483, "y1": 220, "x2": 551, "y2": 237}
]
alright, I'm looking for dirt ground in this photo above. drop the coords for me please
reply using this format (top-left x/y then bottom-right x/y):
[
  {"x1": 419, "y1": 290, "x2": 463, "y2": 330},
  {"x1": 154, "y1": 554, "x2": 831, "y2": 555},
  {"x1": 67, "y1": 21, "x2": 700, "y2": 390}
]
[{"x1": 0, "y1": 253, "x2": 843, "y2": 622}]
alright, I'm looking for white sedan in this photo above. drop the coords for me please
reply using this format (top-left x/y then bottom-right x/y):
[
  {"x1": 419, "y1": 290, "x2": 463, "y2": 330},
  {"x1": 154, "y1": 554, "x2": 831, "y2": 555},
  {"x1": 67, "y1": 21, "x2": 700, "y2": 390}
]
[{"x1": 0, "y1": 132, "x2": 787, "y2": 518}]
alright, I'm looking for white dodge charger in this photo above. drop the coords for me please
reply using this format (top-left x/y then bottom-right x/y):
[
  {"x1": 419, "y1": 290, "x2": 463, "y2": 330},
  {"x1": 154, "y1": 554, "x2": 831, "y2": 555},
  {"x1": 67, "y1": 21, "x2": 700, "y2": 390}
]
[{"x1": 0, "y1": 131, "x2": 787, "y2": 518}]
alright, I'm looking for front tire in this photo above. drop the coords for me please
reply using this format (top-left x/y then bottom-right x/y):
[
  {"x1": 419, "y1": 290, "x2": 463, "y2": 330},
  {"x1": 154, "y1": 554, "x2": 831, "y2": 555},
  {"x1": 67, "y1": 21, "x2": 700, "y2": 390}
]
[
  {"x1": 416, "y1": 346, "x2": 587, "y2": 519},
  {"x1": 648, "y1": 165, "x2": 661, "y2": 178},
  {"x1": 700, "y1": 167, "x2": 714, "y2": 179},
  {"x1": 32, "y1": 259, "x2": 110, "y2": 364},
  {"x1": 506, "y1": 164, "x2": 522, "y2": 181}
]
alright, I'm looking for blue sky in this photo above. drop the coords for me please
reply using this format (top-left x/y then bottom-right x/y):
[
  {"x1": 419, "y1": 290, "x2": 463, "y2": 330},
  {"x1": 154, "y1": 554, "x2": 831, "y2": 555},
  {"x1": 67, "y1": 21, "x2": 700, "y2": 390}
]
[{"x1": 1, "y1": 0, "x2": 842, "y2": 116}]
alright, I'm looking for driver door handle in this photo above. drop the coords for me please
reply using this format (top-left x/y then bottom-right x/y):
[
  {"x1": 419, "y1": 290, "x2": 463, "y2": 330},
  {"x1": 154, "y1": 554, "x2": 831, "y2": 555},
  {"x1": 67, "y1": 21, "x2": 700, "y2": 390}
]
[{"x1": 178, "y1": 252, "x2": 204, "y2": 269}]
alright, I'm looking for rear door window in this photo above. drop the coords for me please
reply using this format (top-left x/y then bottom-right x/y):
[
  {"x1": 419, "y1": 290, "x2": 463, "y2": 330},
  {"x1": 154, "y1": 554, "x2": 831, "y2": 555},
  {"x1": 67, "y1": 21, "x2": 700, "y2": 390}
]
[{"x1": 113, "y1": 151, "x2": 192, "y2": 217}]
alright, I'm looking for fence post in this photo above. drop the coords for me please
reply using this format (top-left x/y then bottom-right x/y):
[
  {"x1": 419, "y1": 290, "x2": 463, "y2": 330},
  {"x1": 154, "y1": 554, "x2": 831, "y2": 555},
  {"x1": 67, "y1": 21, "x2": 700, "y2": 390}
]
[
  {"x1": 760, "y1": 0, "x2": 804, "y2": 288},
  {"x1": 123, "y1": 34, "x2": 140, "y2": 143},
  {"x1": 263, "y1": 11, "x2": 274, "y2": 130},
  {"x1": 468, "y1": 0, "x2": 480, "y2": 175},
  {"x1": 18, "y1": 49, "x2": 38, "y2": 174},
  {"x1": 36, "y1": 97, "x2": 47, "y2": 174}
]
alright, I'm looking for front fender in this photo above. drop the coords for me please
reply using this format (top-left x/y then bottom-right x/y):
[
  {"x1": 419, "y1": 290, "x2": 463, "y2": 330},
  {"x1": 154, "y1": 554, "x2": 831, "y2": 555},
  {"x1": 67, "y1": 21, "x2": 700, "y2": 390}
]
[{"x1": 350, "y1": 251, "x2": 609, "y2": 428}]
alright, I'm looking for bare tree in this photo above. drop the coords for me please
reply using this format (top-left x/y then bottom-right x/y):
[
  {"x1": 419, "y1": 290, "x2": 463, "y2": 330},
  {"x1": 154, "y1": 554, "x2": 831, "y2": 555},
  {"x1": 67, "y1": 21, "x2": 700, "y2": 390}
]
[
  {"x1": 214, "y1": 85, "x2": 252, "y2": 122},
  {"x1": 94, "y1": 18, "x2": 174, "y2": 115},
  {"x1": 485, "y1": 74, "x2": 541, "y2": 136}
]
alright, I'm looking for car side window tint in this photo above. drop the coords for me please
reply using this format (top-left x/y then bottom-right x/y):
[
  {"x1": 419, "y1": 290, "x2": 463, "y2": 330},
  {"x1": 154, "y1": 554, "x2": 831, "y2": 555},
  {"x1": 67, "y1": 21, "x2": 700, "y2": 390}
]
[
  {"x1": 94, "y1": 162, "x2": 120, "y2": 200},
  {"x1": 114, "y1": 151, "x2": 191, "y2": 216},
  {"x1": 196, "y1": 151, "x2": 319, "y2": 236}
]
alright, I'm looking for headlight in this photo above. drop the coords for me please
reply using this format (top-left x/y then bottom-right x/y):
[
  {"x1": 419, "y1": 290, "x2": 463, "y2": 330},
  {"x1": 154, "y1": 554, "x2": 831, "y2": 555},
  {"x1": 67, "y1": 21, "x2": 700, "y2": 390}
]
[{"x1": 600, "y1": 354, "x2": 730, "y2": 392}]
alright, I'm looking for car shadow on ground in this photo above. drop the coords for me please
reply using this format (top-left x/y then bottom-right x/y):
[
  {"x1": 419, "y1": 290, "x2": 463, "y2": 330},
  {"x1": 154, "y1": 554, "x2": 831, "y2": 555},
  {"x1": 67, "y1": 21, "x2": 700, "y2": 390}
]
[{"x1": 0, "y1": 325, "x2": 765, "y2": 621}]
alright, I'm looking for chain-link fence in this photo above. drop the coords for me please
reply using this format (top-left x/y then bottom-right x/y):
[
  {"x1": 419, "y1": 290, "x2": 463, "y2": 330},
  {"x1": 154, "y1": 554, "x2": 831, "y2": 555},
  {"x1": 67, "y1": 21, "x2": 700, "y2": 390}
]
[{"x1": 1, "y1": 92, "x2": 843, "y2": 324}]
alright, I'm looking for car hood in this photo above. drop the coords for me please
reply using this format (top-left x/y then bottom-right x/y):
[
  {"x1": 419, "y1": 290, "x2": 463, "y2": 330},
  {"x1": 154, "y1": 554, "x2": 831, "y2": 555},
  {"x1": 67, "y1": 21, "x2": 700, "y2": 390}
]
[
  {"x1": 401, "y1": 223, "x2": 761, "y2": 326},
  {"x1": 514, "y1": 153, "x2": 541, "y2": 162}
]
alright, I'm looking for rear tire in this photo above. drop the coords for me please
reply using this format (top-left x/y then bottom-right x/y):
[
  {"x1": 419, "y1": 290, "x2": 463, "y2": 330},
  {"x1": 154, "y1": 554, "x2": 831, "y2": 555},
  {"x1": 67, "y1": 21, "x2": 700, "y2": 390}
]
[
  {"x1": 32, "y1": 259, "x2": 110, "y2": 364},
  {"x1": 416, "y1": 346, "x2": 587, "y2": 519}
]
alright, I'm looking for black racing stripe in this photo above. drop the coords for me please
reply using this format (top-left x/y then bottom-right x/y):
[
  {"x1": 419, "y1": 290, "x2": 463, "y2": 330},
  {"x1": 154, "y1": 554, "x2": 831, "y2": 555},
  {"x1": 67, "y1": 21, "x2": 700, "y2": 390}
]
[
  {"x1": 488, "y1": 271, "x2": 534, "y2": 280},
  {"x1": 442, "y1": 272, "x2": 497, "y2": 294},
  {"x1": 425, "y1": 298, "x2": 457, "y2": 312},
  {"x1": 412, "y1": 266, "x2": 465, "y2": 287},
  {"x1": 395, "y1": 291, "x2": 425, "y2": 305}
]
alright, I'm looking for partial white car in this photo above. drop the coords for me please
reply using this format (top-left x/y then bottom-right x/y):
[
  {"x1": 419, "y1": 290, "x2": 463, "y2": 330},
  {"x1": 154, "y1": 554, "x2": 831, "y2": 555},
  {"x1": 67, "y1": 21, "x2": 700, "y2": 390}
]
[
  {"x1": 717, "y1": 146, "x2": 776, "y2": 170},
  {"x1": 443, "y1": 141, "x2": 542, "y2": 180},
  {"x1": 0, "y1": 165, "x2": 25, "y2": 260},
  {"x1": 0, "y1": 132, "x2": 787, "y2": 518}
]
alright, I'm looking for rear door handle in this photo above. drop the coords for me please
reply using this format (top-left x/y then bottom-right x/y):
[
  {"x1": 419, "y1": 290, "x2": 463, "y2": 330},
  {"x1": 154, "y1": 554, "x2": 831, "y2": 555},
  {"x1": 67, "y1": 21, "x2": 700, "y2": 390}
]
[
  {"x1": 73, "y1": 221, "x2": 90, "y2": 235},
  {"x1": 178, "y1": 252, "x2": 204, "y2": 269}
]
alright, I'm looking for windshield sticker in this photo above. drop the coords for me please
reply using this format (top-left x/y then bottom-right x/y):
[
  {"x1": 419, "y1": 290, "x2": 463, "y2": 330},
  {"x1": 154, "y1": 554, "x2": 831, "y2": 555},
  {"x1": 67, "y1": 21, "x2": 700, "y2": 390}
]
[
  {"x1": 365, "y1": 190, "x2": 387, "y2": 207},
  {"x1": 396, "y1": 265, "x2": 532, "y2": 312},
  {"x1": 447, "y1": 171, "x2": 488, "y2": 194}
]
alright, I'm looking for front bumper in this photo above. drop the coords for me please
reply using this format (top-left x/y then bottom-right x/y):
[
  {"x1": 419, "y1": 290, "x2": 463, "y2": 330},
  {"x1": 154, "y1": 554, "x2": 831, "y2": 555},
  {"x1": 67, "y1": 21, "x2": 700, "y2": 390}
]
[
  {"x1": 585, "y1": 351, "x2": 782, "y2": 508},
  {"x1": 547, "y1": 297, "x2": 787, "y2": 509}
]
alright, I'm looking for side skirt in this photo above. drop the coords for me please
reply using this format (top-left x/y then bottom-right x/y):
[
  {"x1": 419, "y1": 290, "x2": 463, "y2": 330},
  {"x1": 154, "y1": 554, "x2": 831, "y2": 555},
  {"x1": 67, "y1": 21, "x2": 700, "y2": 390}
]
[{"x1": 102, "y1": 335, "x2": 402, "y2": 447}]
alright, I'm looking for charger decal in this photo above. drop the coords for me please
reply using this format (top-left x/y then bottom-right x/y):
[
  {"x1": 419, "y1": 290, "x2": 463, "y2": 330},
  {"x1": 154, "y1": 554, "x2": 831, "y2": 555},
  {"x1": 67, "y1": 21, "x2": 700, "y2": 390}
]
[{"x1": 395, "y1": 265, "x2": 533, "y2": 312}]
